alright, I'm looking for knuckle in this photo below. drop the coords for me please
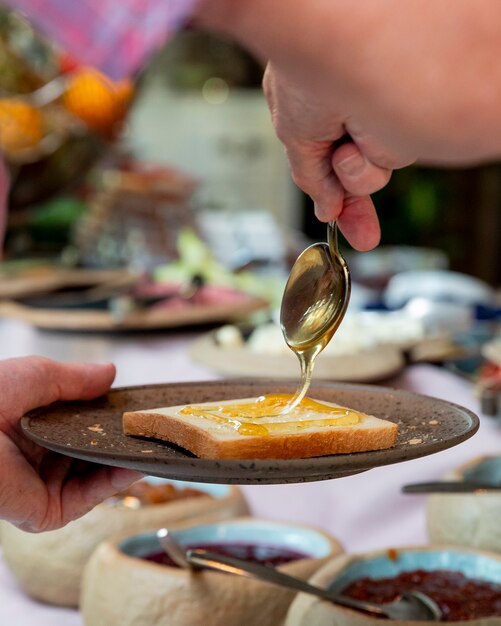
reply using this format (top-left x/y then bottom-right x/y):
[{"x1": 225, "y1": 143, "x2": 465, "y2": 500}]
[
  {"x1": 341, "y1": 168, "x2": 392, "y2": 196},
  {"x1": 289, "y1": 167, "x2": 309, "y2": 191},
  {"x1": 272, "y1": 118, "x2": 291, "y2": 145},
  {"x1": 288, "y1": 166, "x2": 321, "y2": 199}
]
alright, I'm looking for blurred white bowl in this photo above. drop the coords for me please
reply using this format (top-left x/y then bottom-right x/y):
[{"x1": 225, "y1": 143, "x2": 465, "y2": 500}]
[
  {"x1": 403, "y1": 297, "x2": 474, "y2": 334},
  {"x1": 348, "y1": 246, "x2": 449, "y2": 288},
  {"x1": 427, "y1": 456, "x2": 501, "y2": 552},
  {"x1": 385, "y1": 270, "x2": 495, "y2": 309}
]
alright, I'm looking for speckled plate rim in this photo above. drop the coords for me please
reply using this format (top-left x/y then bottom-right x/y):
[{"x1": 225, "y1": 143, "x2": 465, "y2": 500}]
[{"x1": 20, "y1": 380, "x2": 479, "y2": 485}]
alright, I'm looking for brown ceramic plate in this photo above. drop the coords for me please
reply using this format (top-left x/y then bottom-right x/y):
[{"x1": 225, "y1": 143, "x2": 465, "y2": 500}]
[{"x1": 21, "y1": 380, "x2": 479, "y2": 485}]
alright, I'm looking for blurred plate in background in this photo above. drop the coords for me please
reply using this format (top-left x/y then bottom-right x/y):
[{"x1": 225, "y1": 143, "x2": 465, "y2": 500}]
[
  {"x1": 0, "y1": 264, "x2": 134, "y2": 300},
  {"x1": 0, "y1": 295, "x2": 268, "y2": 332},
  {"x1": 191, "y1": 331, "x2": 405, "y2": 383}
]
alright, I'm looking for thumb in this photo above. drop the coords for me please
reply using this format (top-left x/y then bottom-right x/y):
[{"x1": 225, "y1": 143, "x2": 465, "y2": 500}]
[{"x1": 0, "y1": 357, "x2": 116, "y2": 420}]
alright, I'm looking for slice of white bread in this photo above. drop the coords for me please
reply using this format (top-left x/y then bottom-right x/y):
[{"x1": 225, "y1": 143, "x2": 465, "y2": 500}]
[{"x1": 123, "y1": 397, "x2": 398, "y2": 460}]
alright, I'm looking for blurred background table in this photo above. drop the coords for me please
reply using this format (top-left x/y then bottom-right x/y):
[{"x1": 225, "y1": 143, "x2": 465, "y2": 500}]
[
  {"x1": 0, "y1": 317, "x2": 500, "y2": 625},
  {"x1": 3, "y1": 5, "x2": 501, "y2": 623}
]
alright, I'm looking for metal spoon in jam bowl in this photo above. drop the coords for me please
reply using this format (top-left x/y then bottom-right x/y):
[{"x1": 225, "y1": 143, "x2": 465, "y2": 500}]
[
  {"x1": 187, "y1": 550, "x2": 442, "y2": 621},
  {"x1": 156, "y1": 529, "x2": 440, "y2": 621},
  {"x1": 280, "y1": 221, "x2": 351, "y2": 411}
]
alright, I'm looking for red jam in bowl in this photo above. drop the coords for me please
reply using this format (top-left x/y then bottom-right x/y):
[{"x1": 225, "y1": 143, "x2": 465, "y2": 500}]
[
  {"x1": 343, "y1": 569, "x2": 501, "y2": 621},
  {"x1": 144, "y1": 543, "x2": 309, "y2": 569}
]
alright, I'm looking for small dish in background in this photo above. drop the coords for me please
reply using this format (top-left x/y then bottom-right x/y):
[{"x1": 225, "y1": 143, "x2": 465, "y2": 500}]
[
  {"x1": 81, "y1": 517, "x2": 342, "y2": 626},
  {"x1": 482, "y1": 338, "x2": 501, "y2": 367},
  {"x1": 192, "y1": 325, "x2": 406, "y2": 383},
  {"x1": 347, "y1": 247, "x2": 449, "y2": 292},
  {"x1": 444, "y1": 331, "x2": 501, "y2": 418},
  {"x1": 384, "y1": 270, "x2": 495, "y2": 309}
]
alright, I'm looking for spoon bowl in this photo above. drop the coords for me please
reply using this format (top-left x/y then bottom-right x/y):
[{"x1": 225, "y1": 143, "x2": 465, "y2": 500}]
[
  {"x1": 280, "y1": 223, "x2": 350, "y2": 352},
  {"x1": 280, "y1": 222, "x2": 351, "y2": 408}
]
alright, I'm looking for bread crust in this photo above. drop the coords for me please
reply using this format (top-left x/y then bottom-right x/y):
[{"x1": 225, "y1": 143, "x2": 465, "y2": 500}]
[{"x1": 123, "y1": 406, "x2": 398, "y2": 460}]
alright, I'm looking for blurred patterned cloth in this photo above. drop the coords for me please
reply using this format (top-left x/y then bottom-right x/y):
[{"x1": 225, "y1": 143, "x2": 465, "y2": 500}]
[
  {"x1": 2, "y1": 0, "x2": 200, "y2": 78},
  {"x1": 0, "y1": 0, "x2": 200, "y2": 235}
]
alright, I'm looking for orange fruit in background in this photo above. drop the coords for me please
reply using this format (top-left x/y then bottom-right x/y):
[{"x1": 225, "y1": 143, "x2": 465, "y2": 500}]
[
  {"x1": 63, "y1": 68, "x2": 134, "y2": 137},
  {"x1": 0, "y1": 99, "x2": 43, "y2": 153}
]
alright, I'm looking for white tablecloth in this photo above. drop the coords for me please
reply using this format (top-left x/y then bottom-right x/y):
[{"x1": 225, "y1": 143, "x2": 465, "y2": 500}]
[{"x1": 0, "y1": 318, "x2": 499, "y2": 625}]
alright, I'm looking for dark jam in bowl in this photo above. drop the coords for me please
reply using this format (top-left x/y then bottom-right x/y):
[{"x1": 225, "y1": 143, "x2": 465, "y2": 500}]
[
  {"x1": 144, "y1": 543, "x2": 309, "y2": 569},
  {"x1": 343, "y1": 569, "x2": 501, "y2": 621}
]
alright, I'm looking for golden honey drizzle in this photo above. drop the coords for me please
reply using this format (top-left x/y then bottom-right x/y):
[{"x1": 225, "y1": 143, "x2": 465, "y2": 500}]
[{"x1": 179, "y1": 393, "x2": 362, "y2": 436}]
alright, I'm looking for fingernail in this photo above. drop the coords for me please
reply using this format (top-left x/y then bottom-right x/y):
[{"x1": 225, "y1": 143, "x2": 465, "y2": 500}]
[
  {"x1": 337, "y1": 153, "x2": 365, "y2": 176},
  {"x1": 314, "y1": 202, "x2": 327, "y2": 221}
]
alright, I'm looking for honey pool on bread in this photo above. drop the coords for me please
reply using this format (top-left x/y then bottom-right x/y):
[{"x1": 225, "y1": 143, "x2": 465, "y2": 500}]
[{"x1": 179, "y1": 393, "x2": 364, "y2": 437}]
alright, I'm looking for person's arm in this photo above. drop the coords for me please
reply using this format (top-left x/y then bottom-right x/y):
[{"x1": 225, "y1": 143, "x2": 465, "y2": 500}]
[
  {"x1": 0, "y1": 357, "x2": 141, "y2": 531},
  {"x1": 8, "y1": 0, "x2": 501, "y2": 249},
  {"x1": 197, "y1": 0, "x2": 501, "y2": 161},
  {"x1": 195, "y1": 0, "x2": 501, "y2": 248}
]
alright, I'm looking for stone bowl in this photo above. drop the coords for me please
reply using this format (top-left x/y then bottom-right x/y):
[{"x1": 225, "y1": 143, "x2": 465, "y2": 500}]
[
  {"x1": 1, "y1": 478, "x2": 247, "y2": 607},
  {"x1": 286, "y1": 546, "x2": 501, "y2": 626},
  {"x1": 81, "y1": 517, "x2": 342, "y2": 626},
  {"x1": 427, "y1": 456, "x2": 501, "y2": 551}
]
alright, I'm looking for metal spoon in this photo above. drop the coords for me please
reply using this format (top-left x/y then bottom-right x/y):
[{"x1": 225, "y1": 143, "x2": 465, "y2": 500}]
[
  {"x1": 156, "y1": 528, "x2": 191, "y2": 568},
  {"x1": 402, "y1": 481, "x2": 501, "y2": 494},
  {"x1": 280, "y1": 222, "x2": 351, "y2": 409},
  {"x1": 403, "y1": 456, "x2": 501, "y2": 494},
  {"x1": 187, "y1": 549, "x2": 441, "y2": 622},
  {"x1": 155, "y1": 529, "x2": 441, "y2": 621}
]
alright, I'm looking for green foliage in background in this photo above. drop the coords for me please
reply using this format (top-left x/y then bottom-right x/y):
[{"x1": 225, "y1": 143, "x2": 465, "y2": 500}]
[
  {"x1": 371, "y1": 167, "x2": 463, "y2": 262},
  {"x1": 30, "y1": 196, "x2": 88, "y2": 244},
  {"x1": 303, "y1": 166, "x2": 466, "y2": 267},
  {"x1": 4, "y1": 196, "x2": 89, "y2": 256}
]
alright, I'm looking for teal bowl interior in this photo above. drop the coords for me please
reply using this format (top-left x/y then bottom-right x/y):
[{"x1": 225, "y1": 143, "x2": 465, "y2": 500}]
[
  {"x1": 462, "y1": 457, "x2": 501, "y2": 486},
  {"x1": 328, "y1": 550, "x2": 501, "y2": 593},
  {"x1": 119, "y1": 519, "x2": 332, "y2": 561}
]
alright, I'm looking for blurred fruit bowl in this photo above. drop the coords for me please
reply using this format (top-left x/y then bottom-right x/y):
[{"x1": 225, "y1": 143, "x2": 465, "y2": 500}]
[{"x1": 0, "y1": 7, "x2": 135, "y2": 207}]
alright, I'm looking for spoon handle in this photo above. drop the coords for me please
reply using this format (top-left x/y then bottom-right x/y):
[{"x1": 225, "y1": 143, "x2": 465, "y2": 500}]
[
  {"x1": 327, "y1": 221, "x2": 350, "y2": 278},
  {"x1": 186, "y1": 549, "x2": 386, "y2": 616},
  {"x1": 157, "y1": 529, "x2": 191, "y2": 568},
  {"x1": 327, "y1": 221, "x2": 340, "y2": 257},
  {"x1": 402, "y1": 481, "x2": 500, "y2": 493}
]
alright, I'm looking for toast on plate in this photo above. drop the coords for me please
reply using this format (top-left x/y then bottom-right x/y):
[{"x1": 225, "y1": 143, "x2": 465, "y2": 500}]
[{"x1": 123, "y1": 394, "x2": 398, "y2": 460}]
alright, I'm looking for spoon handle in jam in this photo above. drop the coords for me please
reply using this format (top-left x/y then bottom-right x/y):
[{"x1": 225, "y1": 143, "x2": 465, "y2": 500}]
[
  {"x1": 186, "y1": 549, "x2": 387, "y2": 616},
  {"x1": 402, "y1": 481, "x2": 501, "y2": 493}
]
